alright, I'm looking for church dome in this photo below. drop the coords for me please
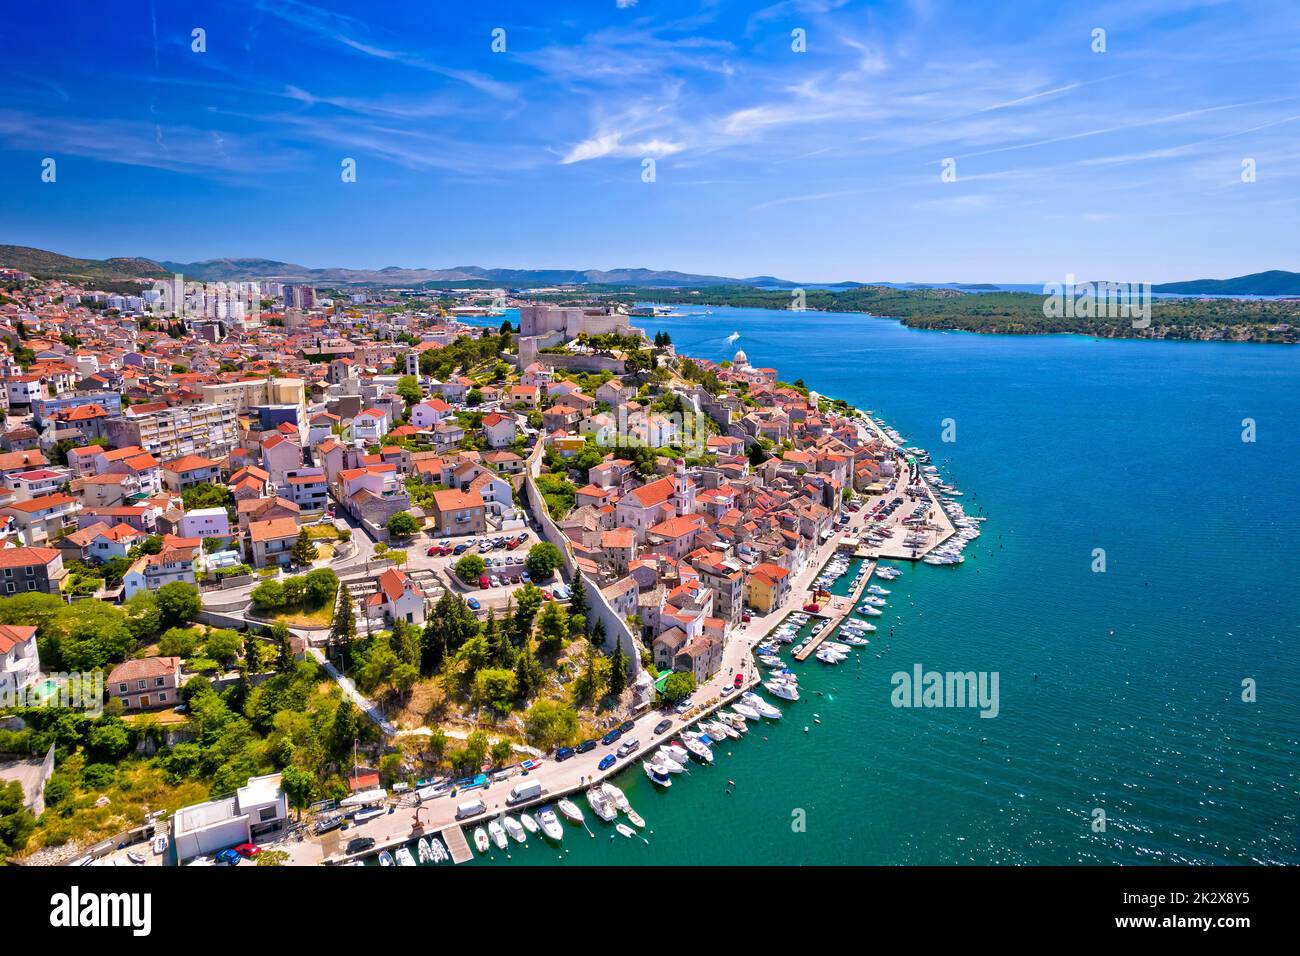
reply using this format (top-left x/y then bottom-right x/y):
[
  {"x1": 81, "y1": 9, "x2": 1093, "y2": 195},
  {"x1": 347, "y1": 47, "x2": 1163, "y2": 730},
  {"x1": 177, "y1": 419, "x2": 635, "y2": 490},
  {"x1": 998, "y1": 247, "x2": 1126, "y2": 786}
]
[{"x1": 733, "y1": 349, "x2": 748, "y2": 367}]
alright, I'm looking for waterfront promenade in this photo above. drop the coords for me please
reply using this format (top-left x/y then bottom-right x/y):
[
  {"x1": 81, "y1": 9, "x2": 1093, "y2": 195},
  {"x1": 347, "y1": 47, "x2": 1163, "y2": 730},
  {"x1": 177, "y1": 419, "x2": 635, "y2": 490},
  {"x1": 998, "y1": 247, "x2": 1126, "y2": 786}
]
[{"x1": 287, "y1": 518, "x2": 861, "y2": 866}]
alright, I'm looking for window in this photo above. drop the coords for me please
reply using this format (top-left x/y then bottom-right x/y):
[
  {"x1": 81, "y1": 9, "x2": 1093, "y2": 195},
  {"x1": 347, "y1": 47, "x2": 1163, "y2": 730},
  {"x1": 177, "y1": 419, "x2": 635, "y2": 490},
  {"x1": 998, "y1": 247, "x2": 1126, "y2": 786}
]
[
  {"x1": 157, "y1": 692, "x2": 166, "y2": 702},
  {"x1": 26, "y1": 582, "x2": 35, "y2": 591},
  {"x1": 4, "y1": 583, "x2": 11, "y2": 594},
  {"x1": 155, "y1": 677, "x2": 165, "y2": 687},
  {"x1": 137, "y1": 680, "x2": 146, "y2": 690},
  {"x1": 118, "y1": 683, "x2": 127, "y2": 693}
]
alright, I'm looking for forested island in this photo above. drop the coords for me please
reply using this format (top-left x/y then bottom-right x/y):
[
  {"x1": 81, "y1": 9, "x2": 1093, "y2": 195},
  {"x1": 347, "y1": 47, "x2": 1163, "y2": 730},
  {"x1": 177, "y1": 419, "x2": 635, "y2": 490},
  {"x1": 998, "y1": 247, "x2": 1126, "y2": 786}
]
[{"x1": 591, "y1": 285, "x2": 1299, "y2": 343}]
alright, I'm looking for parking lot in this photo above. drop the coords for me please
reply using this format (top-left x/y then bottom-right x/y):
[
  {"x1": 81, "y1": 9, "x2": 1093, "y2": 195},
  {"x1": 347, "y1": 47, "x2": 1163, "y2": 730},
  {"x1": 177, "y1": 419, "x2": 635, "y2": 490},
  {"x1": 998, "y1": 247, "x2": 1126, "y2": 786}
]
[{"x1": 404, "y1": 528, "x2": 570, "y2": 614}]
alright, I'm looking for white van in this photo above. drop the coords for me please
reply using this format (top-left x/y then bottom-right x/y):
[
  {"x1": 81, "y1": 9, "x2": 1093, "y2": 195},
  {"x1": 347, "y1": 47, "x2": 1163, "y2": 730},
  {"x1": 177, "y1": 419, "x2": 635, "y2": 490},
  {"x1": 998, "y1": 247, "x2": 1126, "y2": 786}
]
[
  {"x1": 506, "y1": 780, "x2": 543, "y2": 805},
  {"x1": 455, "y1": 797, "x2": 487, "y2": 820}
]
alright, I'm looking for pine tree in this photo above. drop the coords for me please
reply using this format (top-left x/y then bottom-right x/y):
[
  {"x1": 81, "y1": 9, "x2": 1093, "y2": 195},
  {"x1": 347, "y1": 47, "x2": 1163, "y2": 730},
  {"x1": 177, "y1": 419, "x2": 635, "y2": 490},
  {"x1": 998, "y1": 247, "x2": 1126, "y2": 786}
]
[
  {"x1": 291, "y1": 529, "x2": 319, "y2": 565},
  {"x1": 591, "y1": 616, "x2": 607, "y2": 648},
  {"x1": 568, "y1": 573, "x2": 589, "y2": 628},
  {"x1": 332, "y1": 587, "x2": 357, "y2": 671},
  {"x1": 609, "y1": 639, "x2": 628, "y2": 696},
  {"x1": 273, "y1": 622, "x2": 294, "y2": 673}
]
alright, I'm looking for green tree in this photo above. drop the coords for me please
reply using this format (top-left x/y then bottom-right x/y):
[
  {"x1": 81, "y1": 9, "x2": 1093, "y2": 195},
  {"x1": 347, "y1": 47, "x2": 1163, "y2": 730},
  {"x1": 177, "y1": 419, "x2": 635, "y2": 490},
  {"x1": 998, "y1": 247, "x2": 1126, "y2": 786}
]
[
  {"x1": 181, "y1": 482, "x2": 234, "y2": 511},
  {"x1": 331, "y1": 587, "x2": 357, "y2": 670},
  {"x1": 291, "y1": 529, "x2": 319, "y2": 566},
  {"x1": 386, "y1": 511, "x2": 420, "y2": 538},
  {"x1": 204, "y1": 629, "x2": 242, "y2": 669},
  {"x1": 251, "y1": 579, "x2": 286, "y2": 610},
  {"x1": 423, "y1": 592, "x2": 479, "y2": 672},
  {"x1": 661, "y1": 671, "x2": 696, "y2": 704},
  {"x1": 302, "y1": 568, "x2": 338, "y2": 608},
  {"x1": 536, "y1": 601, "x2": 568, "y2": 652},
  {"x1": 273, "y1": 622, "x2": 295, "y2": 672},
  {"x1": 396, "y1": 374, "x2": 422, "y2": 405},
  {"x1": 453, "y1": 553, "x2": 486, "y2": 583},
  {"x1": 513, "y1": 641, "x2": 544, "y2": 700},
  {"x1": 568, "y1": 573, "x2": 589, "y2": 626},
  {"x1": 280, "y1": 765, "x2": 317, "y2": 821},
  {"x1": 471, "y1": 668, "x2": 517, "y2": 712},
  {"x1": 609, "y1": 639, "x2": 629, "y2": 696},
  {"x1": 524, "y1": 699, "x2": 579, "y2": 750},
  {"x1": 155, "y1": 582, "x2": 201, "y2": 629},
  {"x1": 525, "y1": 542, "x2": 563, "y2": 581},
  {"x1": 512, "y1": 584, "x2": 544, "y2": 641}
]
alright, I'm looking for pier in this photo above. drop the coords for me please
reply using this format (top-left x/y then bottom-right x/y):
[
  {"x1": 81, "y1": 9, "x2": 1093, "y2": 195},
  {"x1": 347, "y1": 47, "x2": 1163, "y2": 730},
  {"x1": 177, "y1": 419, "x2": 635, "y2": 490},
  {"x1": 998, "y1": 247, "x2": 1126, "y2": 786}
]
[
  {"x1": 439, "y1": 824, "x2": 473, "y2": 864},
  {"x1": 793, "y1": 561, "x2": 875, "y2": 661}
]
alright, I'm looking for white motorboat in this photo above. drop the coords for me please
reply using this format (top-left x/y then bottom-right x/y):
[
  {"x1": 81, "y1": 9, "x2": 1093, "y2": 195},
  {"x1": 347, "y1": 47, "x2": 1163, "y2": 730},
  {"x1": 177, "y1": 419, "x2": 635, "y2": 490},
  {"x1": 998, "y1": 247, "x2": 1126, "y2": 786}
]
[
  {"x1": 586, "y1": 786, "x2": 618, "y2": 821},
  {"x1": 378, "y1": 850, "x2": 394, "y2": 866},
  {"x1": 520, "y1": 813, "x2": 540, "y2": 835},
  {"x1": 732, "y1": 702, "x2": 762, "y2": 721},
  {"x1": 816, "y1": 648, "x2": 845, "y2": 664},
  {"x1": 765, "y1": 680, "x2": 800, "y2": 701},
  {"x1": 823, "y1": 641, "x2": 853, "y2": 653},
  {"x1": 503, "y1": 816, "x2": 527, "y2": 843},
  {"x1": 602, "y1": 782, "x2": 631, "y2": 814},
  {"x1": 681, "y1": 736, "x2": 714, "y2": 763},
  {"x1": 758, "y1": 654, "x2": 783, "y2": 667},
  {"x1": 660, "y1": 743, "x2": 690, "y2": 766},
  {"x1": 741, "y1": 692, "x2": 782, "y2": 719},
  {"x1": 430, "y1": 837, "x2": 448, "y2": 862},
  {"x1": 537, "y1": 806, "x2": 565, "y2": 841},
  {"x1": 627, "y1": 808, "x2": 646, "y2": 828},
  {"x1": 811, "y1": 621, "x2": 827, "y2": 635},
  {"x1": 615, "y1": 823, "x2": 637, "y2": 839},
  {"x1": 557, "y1": 799, "x2": 584, "y2": 824},
  {"x1": 717, "y1": 710, "x2": 748, "y2": 732},
  {"x1": 416, "y1": 837, "x2": 433, "y2": 863},
  {"x1": 644, "y1": 759, "x2": 674, "y2": 787},
  {"x1": 868, "y1": 585, "x2": 890, "y2": 596},
  {"x1": 840, "y1": 634, "x2": 869, "y2": 646},
  {"x1": 473, "y1": 827, "x2": 490, "y2": 853},
  {"x1": 864, "y1": 596, "x2": 887, "y2": 606},
  {"x1": 395, "y1": 846, "x2": 417, "y2": 867},
  {"x1": 488, "y1": 819, "x2": 508, "y2": 849},
  {"x1": 858, "y1": 605, "x2": 882, "y2": 616}
]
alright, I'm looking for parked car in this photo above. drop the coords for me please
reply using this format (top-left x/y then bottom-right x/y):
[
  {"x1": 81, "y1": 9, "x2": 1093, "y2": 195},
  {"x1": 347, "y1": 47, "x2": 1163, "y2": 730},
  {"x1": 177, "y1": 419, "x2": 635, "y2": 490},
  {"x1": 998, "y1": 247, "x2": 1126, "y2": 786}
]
[
  {"x1": 576, "y1": 738, "x2": 597, "y2": 754},
  {"x1": 615, "y1": 739, "x2": 640, "y2": 758},
  {"x1": 598, "y1": 754, "x2": 616, "y2": 771},
  {"x1": 618, "y1": 720, "x2": 635, "y2": 734},
  {"x1": 215, "y1": 848, "x2": 242, "y2": 866},
  {"x1": 426, "y1": 545, "x2": 441, "y2": 556},
  {"x1": 600, "y1": 728, "x2": 622, "y2": 745},
  {"x1": 674, "y1": 698, "x2": 695, "y2": 715},
  {"x1": 234, "y1": 842, "x2": 262, "y2": 858},
  {"x1": 653, "y1": 719, "x2": 672, "y2": 735},
  {"x1": 555, "y1": 746, "x2": 575, "y2": 762},
  {"x1": 552, "y1": 585, "x2": 570, "y2": 600},
  {"x1": 734, "y1": 673, "x2": 745, "y2": 688},
  {"x1": 479, "y1": 575, "x2": 490, "y2": 589},
  {"x1": 346, "y1": 837, "x2": 376, "y2": 855},
  {"x1": 453, "y1": 543, "x2": 470, "y2": 554},
  {"x1": 466, "y1": 597, "x2": 481, "y2": 611}
]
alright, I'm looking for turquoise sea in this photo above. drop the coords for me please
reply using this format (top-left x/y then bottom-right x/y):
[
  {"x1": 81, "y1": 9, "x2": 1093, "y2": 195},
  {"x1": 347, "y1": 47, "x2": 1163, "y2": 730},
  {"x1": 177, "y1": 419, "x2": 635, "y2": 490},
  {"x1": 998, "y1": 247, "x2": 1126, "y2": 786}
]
[{"x1": 471, "y1": 306, "x2": 1300, "y2": 865}]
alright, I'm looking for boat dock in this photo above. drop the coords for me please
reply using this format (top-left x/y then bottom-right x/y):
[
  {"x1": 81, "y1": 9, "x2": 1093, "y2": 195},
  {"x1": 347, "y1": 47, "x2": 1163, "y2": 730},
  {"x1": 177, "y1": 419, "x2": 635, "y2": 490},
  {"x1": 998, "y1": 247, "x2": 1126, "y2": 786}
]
[
  {"x1": 793, "y1": 561, "x2": 875, "y2": 661},
  {"x1": 439, "y1": 824, "x2": 473, "y2": 864}
]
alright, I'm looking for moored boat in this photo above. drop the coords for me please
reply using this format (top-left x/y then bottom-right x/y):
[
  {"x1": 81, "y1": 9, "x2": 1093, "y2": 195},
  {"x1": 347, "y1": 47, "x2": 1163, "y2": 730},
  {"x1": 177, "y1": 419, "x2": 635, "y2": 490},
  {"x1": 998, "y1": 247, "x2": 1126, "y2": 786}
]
[
  {"x1": 557, "y1": 799, "x2": 584, "y2": 824},
  {"x1": 473, "y1": 827, "x2": 490, "y2": 853},
  {"x1": 502, "y1": 816, "x2": 527, "y2": 843},
  {"x1": 537, "y1": 806, "x2": 564, "y2": 841}
]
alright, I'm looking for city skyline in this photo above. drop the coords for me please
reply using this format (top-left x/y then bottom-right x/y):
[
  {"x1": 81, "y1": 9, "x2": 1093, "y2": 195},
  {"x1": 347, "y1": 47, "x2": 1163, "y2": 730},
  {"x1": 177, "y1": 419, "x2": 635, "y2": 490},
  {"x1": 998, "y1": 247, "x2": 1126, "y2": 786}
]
[{"x1": 2, "y1": 0, "x2": 1299, "y2": 282}]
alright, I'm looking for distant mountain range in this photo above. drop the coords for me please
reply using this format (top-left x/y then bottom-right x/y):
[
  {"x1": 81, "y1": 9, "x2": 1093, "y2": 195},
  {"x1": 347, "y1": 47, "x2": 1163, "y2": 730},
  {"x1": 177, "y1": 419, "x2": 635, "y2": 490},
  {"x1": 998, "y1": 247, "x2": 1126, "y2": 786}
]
[{"x1": 2, "y1": 243, "x2": 1298, "y2": 295}]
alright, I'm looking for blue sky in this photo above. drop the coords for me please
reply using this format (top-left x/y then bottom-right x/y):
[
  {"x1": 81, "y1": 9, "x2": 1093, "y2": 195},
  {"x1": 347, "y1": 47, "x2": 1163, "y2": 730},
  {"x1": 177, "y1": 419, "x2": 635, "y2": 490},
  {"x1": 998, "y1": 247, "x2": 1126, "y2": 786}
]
[{"x1": 1, "y1": 0, "x2": 1298, "y2": 282}]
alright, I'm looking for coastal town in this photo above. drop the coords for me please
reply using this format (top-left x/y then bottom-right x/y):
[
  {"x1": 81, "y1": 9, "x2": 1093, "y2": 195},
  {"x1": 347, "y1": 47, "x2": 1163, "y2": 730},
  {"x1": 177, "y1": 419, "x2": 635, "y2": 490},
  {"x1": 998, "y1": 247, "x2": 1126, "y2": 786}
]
[{"x1": 0, "y1": 267, "x2": 981, "y2": 867}]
